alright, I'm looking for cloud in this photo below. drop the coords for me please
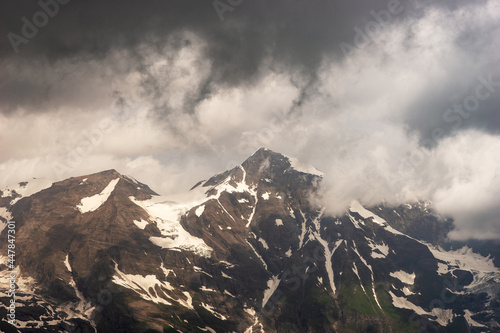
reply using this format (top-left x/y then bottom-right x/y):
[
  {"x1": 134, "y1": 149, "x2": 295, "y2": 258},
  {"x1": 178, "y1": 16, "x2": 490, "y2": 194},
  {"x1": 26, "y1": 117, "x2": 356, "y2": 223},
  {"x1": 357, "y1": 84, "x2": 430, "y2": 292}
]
[
  {"x1": 0, "y1": 0, "x2": 498, "y2": 240},
  {"x1": 432, "y1": 132, "x2": 500, "y2": 240}
]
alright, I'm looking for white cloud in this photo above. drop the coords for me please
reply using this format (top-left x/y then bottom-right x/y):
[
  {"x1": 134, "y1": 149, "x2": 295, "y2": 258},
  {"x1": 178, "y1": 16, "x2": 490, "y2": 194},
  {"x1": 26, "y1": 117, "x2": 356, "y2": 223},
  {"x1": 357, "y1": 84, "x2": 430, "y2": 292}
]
[{"x1": 432, "y1": 131, "x2": 500, "y2": 240}]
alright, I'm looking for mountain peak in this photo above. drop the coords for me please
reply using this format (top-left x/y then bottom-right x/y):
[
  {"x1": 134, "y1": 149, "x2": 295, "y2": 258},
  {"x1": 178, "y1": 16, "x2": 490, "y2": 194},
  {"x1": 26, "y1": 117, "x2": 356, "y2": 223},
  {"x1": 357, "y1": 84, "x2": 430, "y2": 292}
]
[
  {"x1": 248, "y1": 147, "x2": 284, "y2": 159},
  {"x1": 196, "y1": 148, "x2": 322, "y2": 192},
  {"x1": 60, "y1": 169, "x2": 156, "y2": 194},
  {"x1": 243, "y1": 147, "x2": 323, "y2": 177}
]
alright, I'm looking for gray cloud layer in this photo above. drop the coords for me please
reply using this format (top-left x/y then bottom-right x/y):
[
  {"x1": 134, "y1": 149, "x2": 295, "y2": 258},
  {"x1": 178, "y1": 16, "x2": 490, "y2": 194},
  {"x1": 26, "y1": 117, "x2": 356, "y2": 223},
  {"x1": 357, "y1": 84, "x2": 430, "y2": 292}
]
[
  {"x1": 2, "y1": 0, "x2": 498, "y2": 135},
  {"x1": 0, "y1": 0, "x2": 499, "y2": 239}
]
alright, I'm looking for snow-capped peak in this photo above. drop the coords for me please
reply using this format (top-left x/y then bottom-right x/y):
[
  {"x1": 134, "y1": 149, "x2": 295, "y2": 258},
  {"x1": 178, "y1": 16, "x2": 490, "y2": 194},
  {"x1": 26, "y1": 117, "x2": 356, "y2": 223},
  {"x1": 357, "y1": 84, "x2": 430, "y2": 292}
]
[
  {"x1": 1, "y1": 178, "x2": 54, "y2": 205},
  {"x1": 349, "y1": 200, "x2": 387, "y2": 226},
  {"x1": 286, "y1": 156, "x2": 324, "y2": 177}
]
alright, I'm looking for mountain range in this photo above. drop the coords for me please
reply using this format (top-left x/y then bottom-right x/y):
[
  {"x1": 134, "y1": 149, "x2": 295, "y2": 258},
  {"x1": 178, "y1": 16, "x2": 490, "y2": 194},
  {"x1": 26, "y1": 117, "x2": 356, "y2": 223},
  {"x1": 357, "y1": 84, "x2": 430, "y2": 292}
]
[{"x1": 0, "y1": 148, "x2": 499, "y2": 332}]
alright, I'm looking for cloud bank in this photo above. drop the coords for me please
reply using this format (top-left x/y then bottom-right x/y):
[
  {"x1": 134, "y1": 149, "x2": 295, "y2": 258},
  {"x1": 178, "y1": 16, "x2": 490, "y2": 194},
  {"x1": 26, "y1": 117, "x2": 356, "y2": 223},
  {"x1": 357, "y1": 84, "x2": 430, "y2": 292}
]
[{"x1": 0, "y1": 0, "x2": 498, "y2": 239}]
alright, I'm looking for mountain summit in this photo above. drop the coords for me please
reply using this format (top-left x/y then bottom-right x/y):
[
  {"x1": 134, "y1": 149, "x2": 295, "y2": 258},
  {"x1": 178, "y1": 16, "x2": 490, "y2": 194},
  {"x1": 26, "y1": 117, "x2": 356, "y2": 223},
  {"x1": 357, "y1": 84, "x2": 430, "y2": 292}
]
[{"x1": 1, "y1": 150, "x2": 499, "y2": 332}]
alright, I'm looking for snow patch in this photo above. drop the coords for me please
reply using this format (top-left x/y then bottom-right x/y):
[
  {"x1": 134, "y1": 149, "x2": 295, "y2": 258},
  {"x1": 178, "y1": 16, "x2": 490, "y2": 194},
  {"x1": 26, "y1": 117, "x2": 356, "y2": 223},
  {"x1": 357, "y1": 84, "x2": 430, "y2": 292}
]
[
  {"x1": 64, "y1": 255, "x2": 72, "y2": 272},
  {"x1": 347, "y1": 212, "x2": 365, "y2": 230},
  {"x1": 246, "y1": 195, "x2": 258, "y2": 228},
  {"x1": 349, "y1": 200, "x2": 386, "y2": 225},
  {"x1": 372, "y1": 285, "x2": 382, "y2": 310},
  {"x1": 0, "y1": 207, "x2": 12, "y2": 222},
  {"x1": 436, "y1": 262, "x2": 448, "y2": 275},
  {"x1": 77, "y1": 178, "x2": 119, "y2": 213},
  {"x1": 464, "y1": 309, "x2": 487, "y2": 327},
  {"x1": 262, "y1": 275, "x2": 280, "y2": 307},
  {"x1": 246, "y1": 240, "x2": 267, "y2": 270},
  {"x1": 133, "y1": 219, "x2": 149, "y2": 229},
  {"x1": 149, "y1": 235, "x2": 211, "y2": 258},
  {"x1": 390, "y1": 291, "x2": 453, "y2": 326},
  {"x1": 220, "y1": 261, "x2": 235, "y2": 268},
  {"x1": 195, "y1": 205, "x2": 205, "y2": 217},
  {"x1": 244, "y1": 307, "x2": 256, "y2": 316},
  {"x1": 201, "y1": 302, "x2": 227, "y2": 320},
  {"x1": 366, "y1": 239, "x2": 390, "y2": 259},
  {"x1": 2, "y1": 178, "x2": 53, "y2": 205},
  {"x1": 244, "y1": 307, "x2": 264, "y2": 333},
  {"x1": 217, "y1": 199, "x2": 235, "y2": 222},
  {"x1": 287, "y1": 156, "x2": 324, "y2": 176},
  {"x1": 275, "y1": 218, "x2": 283, "y2": 226},
  {"x1": 124, "y1": 175, "x2": 139, "y2": 184},
  {"x1": 112, "y1": 262, "x2": 173, "y2": 306},
  {"x1": 159, "y1": 262, "x2": 176, "y2": 289},
  {"x1": 261, "y1": 192, "x2": 270, "y2": 200},
  {"x1": 389, "y1": 290, "x2": 427, "y2": 315},
  {"x1": 352, "y1": 262, "x2": 368, "y2": 297},
  {"x1": 130, "y1": 196, "x2": 213, "y2": 258},
  {"x1": 313, "y1": 211, "x2": 343, "y2": 294},
  {"x1": 402, "y1": 287, "x2": 414, "y2": 296},
  {"x1": 351, "y1": 241, "x2": 383, "y2": 311},
  {"x1": 194, "y1": 266, "x2": 213, "y2": 278},
  {"x1": 390, "y1": 270, "x2": 416, "y2": 285},
  {"x1": 426, "y1": 244, "x2": 499, "y2": 289},
  {"x1": 180, "y1": 291, "x2": 193, "y2": 310},
  {"x1": 62, "y1": 270, "x2": 95, "y2": 320},
  {"x1": 430, "y1": 308, "x2": 454, "y2": 326},
  {"x1": 298, "y1": 210, "x2": 307, "y2": 248},
  {"x1": 258, "y1": 238, "x2": 269, "y2": 249}
]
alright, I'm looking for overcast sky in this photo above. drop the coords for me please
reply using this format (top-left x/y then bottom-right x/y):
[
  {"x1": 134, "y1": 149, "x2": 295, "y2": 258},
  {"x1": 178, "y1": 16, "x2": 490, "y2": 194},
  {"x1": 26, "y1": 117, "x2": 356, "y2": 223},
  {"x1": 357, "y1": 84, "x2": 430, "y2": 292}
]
[{"x1": 0, "y1": 0, "x2": 499, "y2": 239}]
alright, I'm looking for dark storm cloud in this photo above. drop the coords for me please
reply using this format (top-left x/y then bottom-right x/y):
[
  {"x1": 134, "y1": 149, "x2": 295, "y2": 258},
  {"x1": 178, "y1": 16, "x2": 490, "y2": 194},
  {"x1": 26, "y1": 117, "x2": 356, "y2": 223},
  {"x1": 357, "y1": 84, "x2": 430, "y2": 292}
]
[
  {"x1": 404, "y1": 71, "x2": 500, "y2": 147},
  {"x1": 401, "y1": 9, "x2": 500, "y2": 143},
  {"x1": 0, "y1": 0, "x2": 407, "y2": 113},
  {"x1": 1, "y1": 0, "x2": 390, "y2": 64},
  {"x1": 0, "y1": 0, "x2": 498, "y2": 138}
]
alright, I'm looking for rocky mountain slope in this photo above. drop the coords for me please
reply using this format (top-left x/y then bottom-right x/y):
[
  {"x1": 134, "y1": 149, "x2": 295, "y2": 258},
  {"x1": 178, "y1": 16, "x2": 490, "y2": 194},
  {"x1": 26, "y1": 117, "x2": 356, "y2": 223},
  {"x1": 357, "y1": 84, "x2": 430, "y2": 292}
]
[{"x1": 1, "y1": 148, "x2": 499, "y2": 332}]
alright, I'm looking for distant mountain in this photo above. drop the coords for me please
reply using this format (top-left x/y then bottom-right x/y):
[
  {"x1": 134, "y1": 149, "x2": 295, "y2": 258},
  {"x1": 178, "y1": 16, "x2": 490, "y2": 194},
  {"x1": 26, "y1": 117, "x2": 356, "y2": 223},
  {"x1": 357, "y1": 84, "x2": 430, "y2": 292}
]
[{"x1": 1, "y1": 148, "x2": 499, "y2": 332}]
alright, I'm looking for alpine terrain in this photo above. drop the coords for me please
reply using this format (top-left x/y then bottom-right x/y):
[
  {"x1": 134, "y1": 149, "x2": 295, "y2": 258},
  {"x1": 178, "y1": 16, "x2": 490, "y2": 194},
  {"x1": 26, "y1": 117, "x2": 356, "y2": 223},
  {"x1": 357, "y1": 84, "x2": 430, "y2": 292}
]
[{"x1": 0, "y1": 148, "x2": 499, "y2": 332}]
